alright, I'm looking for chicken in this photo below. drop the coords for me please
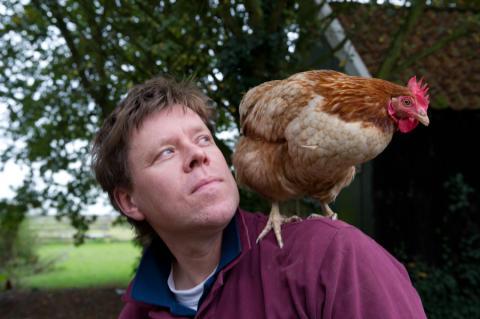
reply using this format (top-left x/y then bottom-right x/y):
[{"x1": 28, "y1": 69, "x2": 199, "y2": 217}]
[{"x1": 232, "y1": 70, "x2": 430, "y2": 248}]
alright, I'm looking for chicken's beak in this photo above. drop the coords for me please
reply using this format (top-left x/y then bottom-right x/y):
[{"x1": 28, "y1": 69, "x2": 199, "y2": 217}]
[{"x1": 415, "y1": 109, "x2": 430, "y2": 126}]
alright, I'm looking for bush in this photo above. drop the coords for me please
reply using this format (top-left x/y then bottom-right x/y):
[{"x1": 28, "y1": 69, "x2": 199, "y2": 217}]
[
  {"x1": 0, "y1": 219, "x2": 42, "y2": 289},
  {"x1": 405, "y1": 173, "x2": 480, "y2": 319},
  {"x1": 407, "y1": 234, "x2": 480, "y2": 319}
]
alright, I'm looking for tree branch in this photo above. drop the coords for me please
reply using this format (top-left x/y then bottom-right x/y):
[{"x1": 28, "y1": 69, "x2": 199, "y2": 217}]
[
  {"x1": 267, "y1": 0, "x2": 287, "y2": 33},
  {"x1": 376, "y1": 0, "x2": 427, "y2": 79},
  {"x1": 244, "y1": 0, "x2": 263, "y2": 30},
  {"x1": 217, "y1": 1, "x2": 243, "y2": 38},
  {"x1": 395, "y1": 12, "x2": 480, "y2": 71},
  {"x1": 77, "y1": 0, "x2": 111, "y2": 114},
  {"x1": 107, "y1": 23, "x2": 159, "y2": 79},
  {"x1": 134, "y1": 2, "x2": 186, "y2": 47},
  {"x1": 33, "y1": 1, "x2": 104, "y2": 111}
]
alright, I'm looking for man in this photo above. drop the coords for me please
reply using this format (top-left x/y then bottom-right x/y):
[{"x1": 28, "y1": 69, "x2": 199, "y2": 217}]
[{"x1": 92, "y1": 76, "x2": 427, "y2": 318}]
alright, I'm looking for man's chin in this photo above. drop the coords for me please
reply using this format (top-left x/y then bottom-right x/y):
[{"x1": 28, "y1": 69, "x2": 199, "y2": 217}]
[{"x1": 198, "y1": 198, "x2": 238, "y2": 225}]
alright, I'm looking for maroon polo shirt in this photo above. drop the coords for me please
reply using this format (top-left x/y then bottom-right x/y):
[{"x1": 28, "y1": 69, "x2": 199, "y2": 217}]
[{"x1": 119, "y1": 209, "x2": 427, "y2": 318}]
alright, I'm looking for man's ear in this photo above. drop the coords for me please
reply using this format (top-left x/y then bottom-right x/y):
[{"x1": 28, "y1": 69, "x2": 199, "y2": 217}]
[{"x1": 113, "y1": 187, "x2": 145, "y2": 221}]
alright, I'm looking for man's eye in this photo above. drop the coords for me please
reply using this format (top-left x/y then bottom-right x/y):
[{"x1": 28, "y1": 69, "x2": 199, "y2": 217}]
[
  {"x1": 160, "y1": 148, "x2": 174, "y2": 157},
  {"x1": 198, "y1": 135, "x2": 212, "y2": 145}
]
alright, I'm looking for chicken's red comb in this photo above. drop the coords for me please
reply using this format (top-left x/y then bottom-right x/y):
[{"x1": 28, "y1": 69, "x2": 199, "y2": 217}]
[{"x1": 408, "y1": 76, "x2": 430, "y2": 110}]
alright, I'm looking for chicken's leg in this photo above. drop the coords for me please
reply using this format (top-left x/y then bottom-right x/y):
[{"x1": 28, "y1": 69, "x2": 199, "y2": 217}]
[
  {"x1": 256, "y1": 202, "x2": 300, "y2": 248},
  {"x1": 307, "y1": 202, "x2": 338, "y2": 220},
  {"x1": 320, "y1": 203, "x2": 338, "y2": 220}
]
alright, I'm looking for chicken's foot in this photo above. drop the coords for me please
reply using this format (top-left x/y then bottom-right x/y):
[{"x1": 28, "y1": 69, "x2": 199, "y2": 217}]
[
  {"x1": 307, "y1": 203, "x2": 338, "y2": 220},
  {"x1": 256, "y1": 202, "x2": 300, "y2": 248},
  {"x1": 320, "y1": 203, "x2": 338, "y2": 220}
]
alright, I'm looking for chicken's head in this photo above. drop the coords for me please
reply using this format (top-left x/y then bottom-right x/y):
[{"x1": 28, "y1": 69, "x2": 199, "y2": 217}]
[{"x1": 387, "y1": 76, "x2": 430, "y2": 133}]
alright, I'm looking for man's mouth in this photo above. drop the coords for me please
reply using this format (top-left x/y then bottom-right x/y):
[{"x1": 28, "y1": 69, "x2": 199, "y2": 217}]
[{"x1": 191, "y1": 177, "x2": 222, "y2": 193}]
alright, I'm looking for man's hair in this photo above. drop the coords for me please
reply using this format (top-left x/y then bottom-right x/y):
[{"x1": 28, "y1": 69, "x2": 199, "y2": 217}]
[{"x1": 91, "y1": 76, "x2": 213, "y2": 245}]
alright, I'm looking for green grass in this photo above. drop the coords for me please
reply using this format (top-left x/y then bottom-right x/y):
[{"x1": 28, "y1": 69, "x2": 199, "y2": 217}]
[{"x1": 21, "y1": 240, "x2": 141, "y2": 289}]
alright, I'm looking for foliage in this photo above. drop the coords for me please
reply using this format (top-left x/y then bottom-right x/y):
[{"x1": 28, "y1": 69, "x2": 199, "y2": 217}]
[
  {"x1": 0, "y1": 200, "x2": 27, "y2": 265},
  {"x1": 0, "y1": 0, "x2": 340, "y2": 241},
  {"x1": 408, "y1": 237, "x2": 480, "y2": 319},
  {"x1": 0, "y1": 0, "x2": 475, "y2": 241},
  {"x1": 0, "y1": 217, "x2": 42, "y2": 289},
  {"x1": 1, "y1": 1, "x2": 478, "y2": 316},
  {"x1": 405, "y1": 173, "x2": 480, "y2": 319}
]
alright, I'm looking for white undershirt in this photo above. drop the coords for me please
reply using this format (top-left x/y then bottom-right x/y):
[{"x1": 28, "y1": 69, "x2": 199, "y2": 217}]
[{"x1": 167, "y1": 266, "x2": 218, "y2": 311}]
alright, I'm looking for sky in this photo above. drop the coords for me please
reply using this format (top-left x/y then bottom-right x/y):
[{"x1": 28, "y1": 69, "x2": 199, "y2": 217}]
[
  {"x1": 0, "y1": 102, "x2": 25, "y2": 199},
  {"x1": 0, "y1": 161, "x2": 25, "y2": 199}
]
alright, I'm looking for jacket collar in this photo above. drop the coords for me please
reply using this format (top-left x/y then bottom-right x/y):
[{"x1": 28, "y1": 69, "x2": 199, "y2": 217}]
[{"x1": 130, "y1": 211, "x2": 242, "y2": 316}]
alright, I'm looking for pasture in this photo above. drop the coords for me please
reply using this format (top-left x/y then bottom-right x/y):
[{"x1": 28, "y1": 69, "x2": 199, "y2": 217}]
[{"x1": 19, "y1": 215, "x2": 141, "y2": 290}]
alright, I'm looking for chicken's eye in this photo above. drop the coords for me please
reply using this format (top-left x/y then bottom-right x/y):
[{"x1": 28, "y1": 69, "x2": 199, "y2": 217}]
[{"x1": 402, "y1": 98, "x2": 413, "y2": 107}]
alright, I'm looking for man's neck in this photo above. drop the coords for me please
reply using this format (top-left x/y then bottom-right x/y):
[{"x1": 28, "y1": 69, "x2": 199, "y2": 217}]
[{"x1": 164, "y1": 232, "x2": 223, "y2": 290}]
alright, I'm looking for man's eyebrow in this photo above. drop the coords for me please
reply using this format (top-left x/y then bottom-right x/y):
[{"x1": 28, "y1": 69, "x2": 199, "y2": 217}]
[
  {"x1": 188, "y1": 124, "x2": 211, "y2": 135},
  {"x1": 186, "y1": 124, "x2": 210, "y2": 135}
]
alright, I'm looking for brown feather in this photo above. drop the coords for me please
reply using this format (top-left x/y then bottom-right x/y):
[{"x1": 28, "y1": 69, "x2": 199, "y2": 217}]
[{"x1": 233, "y1": 70, "x2": 412, "y2": 208}]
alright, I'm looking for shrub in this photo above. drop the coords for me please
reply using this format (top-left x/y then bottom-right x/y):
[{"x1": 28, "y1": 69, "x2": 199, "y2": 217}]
[
  {"x1": 0, "y1": 219, "x2": 42, "y2": 289},
  {"x1": 407, "y1": 234, "x2": 480, "y2": 319},
  {"x1": 405, "y1": 173, "x2": 480, "y2": 319}
]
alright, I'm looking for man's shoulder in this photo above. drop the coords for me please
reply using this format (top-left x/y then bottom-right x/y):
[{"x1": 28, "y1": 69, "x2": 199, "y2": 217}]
[
  {"x1": 240, "y1": 208, "x2": 362, "y2": 237},
  {"x1": 238, "y1": 209, "x2": 374, "y2": 256},
  {"x1": 239, "y1": 209, "x2": 409, "y2": 283},
  {"x1": 285, "y1": 215, "x2": 382, "y2": 260}
]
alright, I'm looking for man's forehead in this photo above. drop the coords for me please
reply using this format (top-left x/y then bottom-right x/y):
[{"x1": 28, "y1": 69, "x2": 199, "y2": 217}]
[
  {"x1": 159, "y1": 104, "x2": 195, "y2": 117},
  {"x1": 132, "y1": 105, "x2": 208, "y2": 140}
]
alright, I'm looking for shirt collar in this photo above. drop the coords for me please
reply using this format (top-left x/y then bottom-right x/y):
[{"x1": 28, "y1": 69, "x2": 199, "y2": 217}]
[{"x1": 131, "y1": 212, "x2": 242, "y2": 316}]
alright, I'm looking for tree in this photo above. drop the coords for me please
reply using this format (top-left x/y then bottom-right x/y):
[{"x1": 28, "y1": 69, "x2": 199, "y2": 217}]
[
  {"x1": 0, "y1": 0, "x2": 341, "y2": 243},
  {"x1": 0, "y1": 0, "x2": 476, "y2": 243}
]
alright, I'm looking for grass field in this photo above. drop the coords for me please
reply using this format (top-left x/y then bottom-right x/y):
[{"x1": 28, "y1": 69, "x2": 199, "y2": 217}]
[
  {"x1": 21, "y1": 240, "x2": 141, "y2": 290},
  {"x1": 28, "y1": 215, "x2": 135, "y2": 243},
  {"x1": 6, "y1": 215, "x2": 143, "y2": 290}
]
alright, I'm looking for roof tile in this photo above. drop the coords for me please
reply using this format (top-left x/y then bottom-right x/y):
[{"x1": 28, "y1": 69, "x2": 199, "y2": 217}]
[{"x1": 334, "y1": 3, "x2": 479, "y2": 110}]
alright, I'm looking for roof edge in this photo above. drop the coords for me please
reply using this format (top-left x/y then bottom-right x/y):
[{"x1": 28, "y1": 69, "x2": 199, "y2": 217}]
[{"x1": 318, "y1": 1, "x2": 372, "y2": 78}]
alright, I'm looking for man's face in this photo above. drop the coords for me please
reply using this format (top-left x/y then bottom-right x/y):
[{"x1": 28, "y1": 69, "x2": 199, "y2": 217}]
[{"x1": 118, "y1": 105, "x2": 239, "y2": 238}]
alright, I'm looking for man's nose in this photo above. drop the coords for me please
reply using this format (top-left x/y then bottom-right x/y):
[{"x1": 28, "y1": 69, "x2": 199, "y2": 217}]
[{"x1": 183, "y1": 143, "x2": 209, "y2": 172}]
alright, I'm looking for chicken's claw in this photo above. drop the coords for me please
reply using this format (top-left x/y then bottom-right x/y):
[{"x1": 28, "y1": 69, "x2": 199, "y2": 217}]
[
  {"x1": 308, "y1": 203, "x2": 338, "y2": 220},
  {"x1": 307, "y1": 212, "x2": 338, "y2": 220},
  {"x1": 256, "y1": 202, "x2": 300, "y2": 248}
]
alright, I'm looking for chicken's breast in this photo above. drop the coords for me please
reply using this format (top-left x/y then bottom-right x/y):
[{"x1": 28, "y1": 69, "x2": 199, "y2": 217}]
[{"x1": 284, "y1": 94, "x2": 395, "y2": 177}]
